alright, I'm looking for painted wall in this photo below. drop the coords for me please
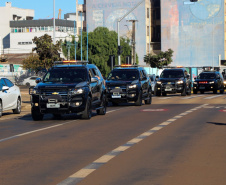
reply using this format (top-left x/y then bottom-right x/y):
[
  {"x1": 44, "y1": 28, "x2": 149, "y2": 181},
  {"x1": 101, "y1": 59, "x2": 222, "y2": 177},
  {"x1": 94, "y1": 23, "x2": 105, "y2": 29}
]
[
  {"x1": 161, "y1": 0, "x2": 224, "y2": 67},
  {"x1": 86, "y1": 0, "x2": 147, "y2": 65}
]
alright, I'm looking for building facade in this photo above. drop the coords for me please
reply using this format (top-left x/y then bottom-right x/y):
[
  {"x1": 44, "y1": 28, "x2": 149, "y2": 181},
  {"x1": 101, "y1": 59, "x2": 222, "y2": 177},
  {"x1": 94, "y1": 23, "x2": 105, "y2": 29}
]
[
  {"x1": 86, "y1": 0, "x2": 152, "y2": 65},
  {"x1": 161, "y1": 0, "x2": 225, "y2": 67},
  {"x1": 0, "y1": 2, "x2": 34, "y2": 50}
]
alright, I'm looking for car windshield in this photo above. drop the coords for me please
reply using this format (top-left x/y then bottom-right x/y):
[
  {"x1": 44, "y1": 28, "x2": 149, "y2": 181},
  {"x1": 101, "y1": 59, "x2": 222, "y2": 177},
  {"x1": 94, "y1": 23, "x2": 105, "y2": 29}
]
[
  {"x1": 198, "y1": 73, "x2": 216, "y2": 79},
  {"x1": 160, "y1": 70, "x2": 184, "y2": 78},
  {"x1": 43, "y1": 68, "x2": 87, "y2": 83},
  {"x1": 107, "y1": 69, "x2": 139, "y2": 81}
]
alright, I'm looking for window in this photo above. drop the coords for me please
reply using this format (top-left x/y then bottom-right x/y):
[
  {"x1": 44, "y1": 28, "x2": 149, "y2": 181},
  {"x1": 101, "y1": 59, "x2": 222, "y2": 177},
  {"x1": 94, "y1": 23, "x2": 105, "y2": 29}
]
[
  {"x1": 4, "y1": 78, "x2": 14, "y2": 87},
  {"x1": 147, "y1": 26, "x2": 149, "y2": 36},
  {"x1": 147, "y1": 8, "x2": 150, "y2": 18}
]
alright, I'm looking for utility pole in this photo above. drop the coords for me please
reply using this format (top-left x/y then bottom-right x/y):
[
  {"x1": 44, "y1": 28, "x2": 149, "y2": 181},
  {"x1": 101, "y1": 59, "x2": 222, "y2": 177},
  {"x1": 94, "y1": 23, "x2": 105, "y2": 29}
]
[
  {"x1": 117, "y1": 0, "x2": 145, "y2": 65},
  {"x1": 76, "y1": 0, "x2": 78, "y2": 35},
  {"x1": 53, "y1": 0, "x2": 56, "y2": 44},
  {"x1": 128, "y1": 20, "x2": 137, "y2": 65}
]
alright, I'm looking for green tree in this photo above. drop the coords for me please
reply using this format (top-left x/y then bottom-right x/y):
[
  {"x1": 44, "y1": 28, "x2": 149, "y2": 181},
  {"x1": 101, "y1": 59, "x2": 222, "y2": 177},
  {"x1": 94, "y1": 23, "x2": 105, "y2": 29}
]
[
  {"x1": 23, "y1": 34, "x2": 62, "y2": 73},
  {"x1": 62, "y1": 27, "x2": 133, "y2": 77},
  {"x1": 144, "y1": 49, "x2": 174, "y2": 68}
]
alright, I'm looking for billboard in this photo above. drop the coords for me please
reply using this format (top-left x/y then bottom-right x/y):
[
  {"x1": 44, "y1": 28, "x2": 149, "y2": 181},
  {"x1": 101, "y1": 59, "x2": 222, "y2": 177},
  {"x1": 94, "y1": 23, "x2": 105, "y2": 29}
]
[
  {"x1": 161, "y1": 0, "x2": 224, "y2": 67},
  {"x1": 86, "y1": 0, "x2": 147, "y2": 65}
]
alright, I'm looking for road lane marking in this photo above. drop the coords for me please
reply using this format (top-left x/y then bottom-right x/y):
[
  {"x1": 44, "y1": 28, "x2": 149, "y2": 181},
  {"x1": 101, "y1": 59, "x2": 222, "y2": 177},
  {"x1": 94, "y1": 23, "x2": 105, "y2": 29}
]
[
  {"x1": 0, "y1": 108, "x2": 128, "y2": 143},
  {"x1": 57, "y1": 104, "x2": 208, "y2": 185},
  {"x1": 203, "y1": 95, "x2": 223, "y2": 99}
]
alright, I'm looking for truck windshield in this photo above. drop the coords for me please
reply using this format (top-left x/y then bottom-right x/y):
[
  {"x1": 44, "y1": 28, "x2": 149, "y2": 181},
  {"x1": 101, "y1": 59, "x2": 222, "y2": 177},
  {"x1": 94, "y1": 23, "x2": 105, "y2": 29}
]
[
  {"x1": 107, "y1": 70, "x2": 139, "y2": 81},
  {"x1": 198, "y1": 73, "x2": 216, "y2": 79},
  {"x1": 160, "y1": 70, "x2": 184, "y2": 78},
  {"x1": 43, "y1": 68, "x2": 87, "y2": 83}
]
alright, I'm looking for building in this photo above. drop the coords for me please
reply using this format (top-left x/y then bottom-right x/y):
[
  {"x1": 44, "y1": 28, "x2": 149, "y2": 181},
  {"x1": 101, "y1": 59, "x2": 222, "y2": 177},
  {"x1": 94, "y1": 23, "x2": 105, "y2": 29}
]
[
  {"x1": 10, "y1": 19, "x2": 75, "y2": 54},
  {"x1": 161, "y1": 0, "x2": 224, "y2": 68},
  {"x1": 0, "y1": 2, "x2": 34, "y2": 51},
  {"x1": 86, "y1": 0, "x2": 154, "y2": 65}
]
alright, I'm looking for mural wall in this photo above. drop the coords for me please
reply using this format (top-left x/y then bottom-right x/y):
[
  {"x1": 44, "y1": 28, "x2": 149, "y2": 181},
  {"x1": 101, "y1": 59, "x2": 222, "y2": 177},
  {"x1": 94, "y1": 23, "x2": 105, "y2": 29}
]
[
  {"x1": 161, "y1": 0, "x2": 224, "y2": 67},
  {"x1": 86, "y1": 0, "x2": 147, "y2": 65}
]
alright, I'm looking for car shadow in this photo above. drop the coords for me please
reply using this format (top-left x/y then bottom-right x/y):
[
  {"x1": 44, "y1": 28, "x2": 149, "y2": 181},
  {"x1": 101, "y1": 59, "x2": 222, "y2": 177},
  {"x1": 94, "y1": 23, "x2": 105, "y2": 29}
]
[{"x1": 207, "y1": 122, "x2": 226, "y2": 126}]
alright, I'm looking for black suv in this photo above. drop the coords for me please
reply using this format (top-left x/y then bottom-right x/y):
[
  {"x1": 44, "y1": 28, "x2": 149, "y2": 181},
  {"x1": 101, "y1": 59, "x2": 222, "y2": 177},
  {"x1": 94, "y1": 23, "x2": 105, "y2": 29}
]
[
  {"x1": 29, "y1": 61, "x2": 107, "y2": 120},
  {"x1": 105, "y1": 65, "x2": 152, "y2": 106},
  {"x1": 193, "y1": 71, "x2": 224, "y2": 94},
  {"x1": 155, "y1": 68, "x2": 191, "y2": 96}
]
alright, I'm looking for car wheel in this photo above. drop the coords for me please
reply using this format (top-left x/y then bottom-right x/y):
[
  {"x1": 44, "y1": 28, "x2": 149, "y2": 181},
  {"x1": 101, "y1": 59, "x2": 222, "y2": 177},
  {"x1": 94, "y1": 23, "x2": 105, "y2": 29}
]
[
  {"x1": 213, "y1": 90, "x2": 217, "y2": 94},
  {"x1": 220, "y1": 89, "x2": 224, "y2": 94},
  {"x1": 13, "y1": 98, "x2": 21, "y2": 114},
  {"x1": 81, "y1": 96, "x2": 92, "y2": 119},
  {"x1": 97, "y1": 94, "x2": 107, "y2": 115},
  {"x1": 181, "y1": 87, "x2": 186, "y2": 96},
  {"x1": 162, "y1": 92, "x2": 167, "y2": 96},
  {"x1": 186, "y1": 85, "x2": 191, "y2": 95},
  {"x1": 201, "y1": 90, "x2": 204, "y2": 94},
  {"x1": 193, "y1": 90, "x2": 197, "y2": 94},
  {"x1": 26, "y1": 82, "x2": 30, "y2": 87},
  {"x1": 0, "y1": 101, "x2": 2, "y2": 118},
  {"x1": 145, "y1": 90, "x2": 152, "y2": 104},
  {"x1": 31, "y1": 107, "x2": 44, "y2": 121},
  {"x1": 135, "y1": 91, "x2": 142, "y2": 106}
]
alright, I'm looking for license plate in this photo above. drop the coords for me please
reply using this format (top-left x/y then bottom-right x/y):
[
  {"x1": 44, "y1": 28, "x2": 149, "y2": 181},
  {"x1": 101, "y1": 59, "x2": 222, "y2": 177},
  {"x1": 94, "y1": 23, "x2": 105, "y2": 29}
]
[
  {"x1": 199, "y1": 87, "x2": 205, "y2": 89},
  {"x1": 165, "y1": 88, "x2": 172, "y2": 91},
  {"x1": 47, "y1": 103, "x2": 60, "y2": 108},
  {"x1": 112, "y1": 94, "x2": 121, "y2": 98}
]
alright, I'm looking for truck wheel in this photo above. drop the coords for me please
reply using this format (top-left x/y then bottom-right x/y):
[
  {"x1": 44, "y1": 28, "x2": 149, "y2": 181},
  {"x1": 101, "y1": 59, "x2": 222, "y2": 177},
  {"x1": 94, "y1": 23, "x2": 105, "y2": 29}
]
[
  {"x1": 97, "y1": 94, "x2": 107, "y2": 115},
  {"x1": 220, "y1": 89, "x2": 224, "y2": 94},
  {"x1": 13, "y1": 98, "x2": 21, "y2": 114},
  {"x1": 181, "y1": 87, "x2": 186, "y2": 96},
  {"x1": 135, "y1": 91, "x2": 142, "y2": 106},
  {"x1": 145, "y1": 90, "x2": 152, "y2": 104},
  {"x1": 81, "y1": 96, "x2": 92, "y2": 119},
  {"x1": 193, "y1": 90, "x2": 197, "y2": 94},
  {"x1": 162, "y1": 92, "x2": 167, "y2": 96},
  {"x1": 0, "y1": 101, "x2": 2, "y2": 118},
  {"x1": 31, "y1": 107, "x2": 44, "y2": 121},
  {"x1": 156, "y1": 91, "x2": 161, "y2": 96}
]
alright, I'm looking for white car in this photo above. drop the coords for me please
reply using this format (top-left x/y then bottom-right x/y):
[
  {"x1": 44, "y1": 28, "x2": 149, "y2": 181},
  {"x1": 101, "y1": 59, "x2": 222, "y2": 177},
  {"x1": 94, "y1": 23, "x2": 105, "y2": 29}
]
[
  {"x1": 0, "y1": 77, "x2": 22, "y2": 117},
  {"x1": 23, "y1": 76, "x2": 39, "y2": 87}
]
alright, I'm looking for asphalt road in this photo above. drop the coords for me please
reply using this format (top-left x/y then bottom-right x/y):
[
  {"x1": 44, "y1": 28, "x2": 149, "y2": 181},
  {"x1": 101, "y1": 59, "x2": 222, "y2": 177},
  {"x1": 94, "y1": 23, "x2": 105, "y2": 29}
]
[{"x1": 0, "y1": 90, "x2": 226, "y2": 185}]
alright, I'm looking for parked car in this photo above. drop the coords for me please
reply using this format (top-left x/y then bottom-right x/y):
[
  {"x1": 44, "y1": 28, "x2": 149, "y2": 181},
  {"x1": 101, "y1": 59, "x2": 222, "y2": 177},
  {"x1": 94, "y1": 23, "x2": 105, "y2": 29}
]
[
  {"x1": 23, "y1": 76, "x2": 39, "y2": 87},
  {"x1": 155, "y1": 68, "x2": 191, "y2": 96},
  {"x1": 0, "y1": 77, "x2": 22, "y2": 117},
  {"x1": 193, "y1": 70, "x2": 224, "y2": 94},
  {"x1": 29, "y1": 61, "x2": 107, "y2": 121},
  {"x1": 224, "y1": 75, "x2": 226, "y2": 89},
  {"x1": 149, "y1": 74, "x2": 157, "y2": 95}
]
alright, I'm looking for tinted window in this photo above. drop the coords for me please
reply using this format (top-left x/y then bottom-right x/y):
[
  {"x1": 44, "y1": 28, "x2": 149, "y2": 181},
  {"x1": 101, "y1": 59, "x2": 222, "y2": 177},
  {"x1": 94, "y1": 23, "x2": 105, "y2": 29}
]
[
  {"x1": 160, "y1": 70, "x2": 184, "y2": 78},
  {"x1": 198, "y1": 73, "x2": 216, "y2": 79},
  {"x1": 107, "y1": 69, "x2": 139, "y2": 81},
  {"x1": 4, "y1": 78, "x2": 14, "y2": 87},
  {"x1": 43, "y1": 68, "x2": 88, "y2": 83}
]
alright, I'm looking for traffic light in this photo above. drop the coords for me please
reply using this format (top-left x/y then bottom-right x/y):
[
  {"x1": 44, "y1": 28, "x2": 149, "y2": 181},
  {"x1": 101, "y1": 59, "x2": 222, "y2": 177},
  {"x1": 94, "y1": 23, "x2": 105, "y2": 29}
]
[{"x1": 117, "y1": 46, "x2": 123, "y2": 55}]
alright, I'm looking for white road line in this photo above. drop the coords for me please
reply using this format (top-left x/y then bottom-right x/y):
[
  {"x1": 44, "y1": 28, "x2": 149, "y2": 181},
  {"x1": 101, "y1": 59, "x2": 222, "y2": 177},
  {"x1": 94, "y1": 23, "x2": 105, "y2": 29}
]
[
  {"x1": 57, "y1": 104, "x2": 207, "y2": 185},
  {"x1": 203, "y1": 95, "x2": 223, "y2": 99},
  {"x1": 158, "y1": 97, "x2": 172, "y2": 100},
  {"x1": 0, "y1": 107, "x2": 128, "y2": 143}
]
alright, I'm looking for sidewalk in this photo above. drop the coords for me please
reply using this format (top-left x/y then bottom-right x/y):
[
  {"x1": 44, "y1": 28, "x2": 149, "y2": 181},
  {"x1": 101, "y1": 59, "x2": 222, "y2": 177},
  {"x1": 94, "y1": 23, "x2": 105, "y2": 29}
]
[{"x1": 19, "y1": 86, "x2": 31, "y2": 110}]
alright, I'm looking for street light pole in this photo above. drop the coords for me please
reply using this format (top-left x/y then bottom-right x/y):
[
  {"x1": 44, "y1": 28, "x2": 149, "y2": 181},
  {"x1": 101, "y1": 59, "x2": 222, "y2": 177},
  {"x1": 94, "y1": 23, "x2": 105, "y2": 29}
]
[
  {"x1": 53, "y1": 0, "x2": 56, "y2": 44},
  {"x1": 66, "y1": 36, "x2": 72, "y2": 60}
]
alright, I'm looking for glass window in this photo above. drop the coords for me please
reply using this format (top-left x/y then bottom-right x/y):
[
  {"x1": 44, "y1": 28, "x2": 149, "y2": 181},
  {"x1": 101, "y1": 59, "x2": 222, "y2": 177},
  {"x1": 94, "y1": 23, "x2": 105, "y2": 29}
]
[
  {"x1": 107, "y1": 70, "x2": 139, "y2": 81},
  {"x1": 4, "y1": 78, "x2": 14, "y2": 87},
  {"x1": 43, "y1": 68, "x2": 87, "y2": 83},
  {"x1": 160, "y1": 70, "x2": 184, "y2": 78}
]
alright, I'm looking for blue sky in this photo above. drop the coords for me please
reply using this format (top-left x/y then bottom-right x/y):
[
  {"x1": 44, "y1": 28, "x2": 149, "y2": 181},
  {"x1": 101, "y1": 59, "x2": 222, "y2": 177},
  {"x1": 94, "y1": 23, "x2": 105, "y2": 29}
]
[{"x1": 0, "y1": 0, "x2": 84, "y2": 19}]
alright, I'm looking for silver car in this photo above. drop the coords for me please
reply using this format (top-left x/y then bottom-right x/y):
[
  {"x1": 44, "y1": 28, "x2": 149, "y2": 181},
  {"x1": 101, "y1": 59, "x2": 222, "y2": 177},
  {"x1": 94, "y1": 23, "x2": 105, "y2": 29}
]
[{"x1": 0, "y1": 77, "x2": 22, "y2": 117}]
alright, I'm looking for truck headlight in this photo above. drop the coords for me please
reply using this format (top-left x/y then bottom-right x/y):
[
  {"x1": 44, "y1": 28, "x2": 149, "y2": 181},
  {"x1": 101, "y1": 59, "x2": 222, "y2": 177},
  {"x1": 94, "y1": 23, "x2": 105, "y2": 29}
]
[
  {"x1": 70, "y1": 88, "x2": 84, "y2": 95},
  {"x1": 209, "y1": 81, "x2": 215, "y2": 84},
  {"x1": 128, "y1": 84, "x2": 137, "y2": 89},
  {"x1": 177, "y1": 80, "x2": 183, "y2": 84},
  {"x1": 157, "y1": 81, "x2": 162, "y2": 84}
]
